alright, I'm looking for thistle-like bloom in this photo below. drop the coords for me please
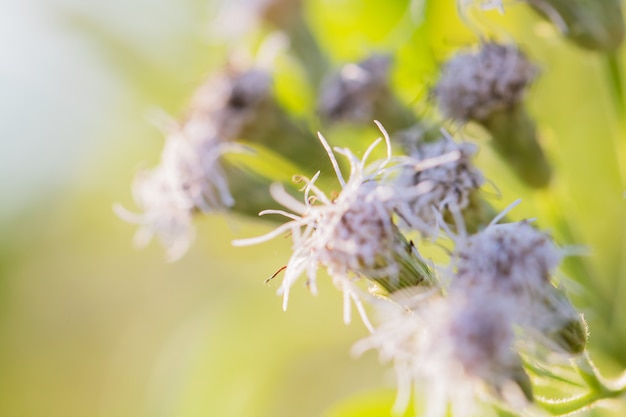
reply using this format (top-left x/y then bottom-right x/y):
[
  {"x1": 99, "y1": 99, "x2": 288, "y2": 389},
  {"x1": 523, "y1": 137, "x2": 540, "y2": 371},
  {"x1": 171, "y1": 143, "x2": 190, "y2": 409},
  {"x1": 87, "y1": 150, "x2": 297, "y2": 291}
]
[
  {"x1": 435, "y1": 43, "x2": 537, "y2": 123},
  {"x1": 354, "y1": 294, "x2": 530, "y2": 417},
  {"x1": 452, "y1": 220, "x2": 585, "y2": 353},
  {"x1": 436, "y1": 42, "x2": 551, "y2": 188},
  {"x1": 393, "y1": 133, "x2": 484, "y2": 235},
  {"x1": 233, "y1": 123, "x2": 427, "y2": 329},
  {"x1": 117, "y1": 69, "x2": 271, "y2": 260}
]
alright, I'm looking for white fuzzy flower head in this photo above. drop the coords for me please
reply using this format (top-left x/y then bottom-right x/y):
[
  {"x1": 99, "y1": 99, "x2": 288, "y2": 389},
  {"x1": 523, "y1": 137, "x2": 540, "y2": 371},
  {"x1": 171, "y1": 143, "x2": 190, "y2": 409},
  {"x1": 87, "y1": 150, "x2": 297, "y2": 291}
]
[
  {"x1": 233, "y1": 122, "x2": 402, "y2": 329},
  {"x1": 318, "y1": 54, "x2": 392, "y2": 123},
  {"x1": 116, "y1": 69, "x2": 271, "y2": 260},
  {"x1": 354, "y1": 295, "x2": 529, "y2": 417},
  {"x1": 115, "y1": 130, "x2": 237, "y2": 261},
  {"x1": 435, "y1": 43, "x2": 538, "y2": 122},
  {"x1": 393, "y1": 133, "x2": 484, "y2": 234},
  {"x1": 451, "y1": 219, "x2": 586, "y2": 353},
  {"x1": 116, "y1": 163, "x2": 194, "y2": 262},
  {"x1": 454, "y1": 221, "x2": 561, "y2": 296}
]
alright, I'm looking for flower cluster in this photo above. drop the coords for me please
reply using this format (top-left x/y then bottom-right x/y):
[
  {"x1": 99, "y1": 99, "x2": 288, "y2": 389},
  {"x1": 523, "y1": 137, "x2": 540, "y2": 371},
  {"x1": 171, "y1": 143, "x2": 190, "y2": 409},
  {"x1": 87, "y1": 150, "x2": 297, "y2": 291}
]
[
  {"x1": 357, "y1": 217, "x2": 584, "y2": 417},
  {"x1": 115, "y1": 1, "x2": 621, "y2": 415}
]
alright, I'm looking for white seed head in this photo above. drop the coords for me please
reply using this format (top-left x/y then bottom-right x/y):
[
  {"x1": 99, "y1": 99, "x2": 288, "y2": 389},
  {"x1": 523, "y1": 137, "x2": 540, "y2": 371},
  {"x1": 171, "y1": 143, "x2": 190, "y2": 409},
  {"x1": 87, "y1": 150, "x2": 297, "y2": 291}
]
[
  {"x1": 318, "y1": 54, "x2": 392, "y2": 123},
  {"x1": 435, "y1": 43, "x2": 538, "y2": 122},
  {"x1": 393, "y1": 135, "x2": 484, "y2": 234}
]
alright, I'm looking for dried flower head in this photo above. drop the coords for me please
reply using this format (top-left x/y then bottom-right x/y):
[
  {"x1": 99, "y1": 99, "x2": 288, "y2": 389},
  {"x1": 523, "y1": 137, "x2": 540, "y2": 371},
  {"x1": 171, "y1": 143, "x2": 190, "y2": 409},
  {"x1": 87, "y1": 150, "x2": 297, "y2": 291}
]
[
  {"x1": 435, "y1": 43, "x2": 538, "y2": 122},
  {"x1": 393, "y1": 133, "x2": 484, "y2": 234}
]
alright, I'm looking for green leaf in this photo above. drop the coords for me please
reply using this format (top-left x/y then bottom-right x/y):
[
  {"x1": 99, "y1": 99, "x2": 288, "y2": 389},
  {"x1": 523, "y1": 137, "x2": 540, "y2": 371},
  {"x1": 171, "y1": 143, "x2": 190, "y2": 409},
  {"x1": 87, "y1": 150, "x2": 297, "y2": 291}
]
[{"x1": 223, "y1": 141, "x2": 305, "y2": 184}]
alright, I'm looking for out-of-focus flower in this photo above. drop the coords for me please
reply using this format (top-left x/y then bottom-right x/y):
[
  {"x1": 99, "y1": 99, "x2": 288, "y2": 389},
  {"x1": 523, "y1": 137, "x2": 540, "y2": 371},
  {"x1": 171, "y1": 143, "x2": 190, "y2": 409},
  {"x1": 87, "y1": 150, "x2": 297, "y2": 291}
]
[
  {"x1": 116, "y1": 68, "x2": 275, "y2": 260},
  {"x1": 184, "y1": 69, "x2": 273, "y2": 143},
  {"x1": 435, "y1": 43, "x2": 537, "y2": 123},
  {"x1": 318, "y1": 55, "x2": 391, "y2": 123},
  {"x1": 115, "y1": 129, "x2": 238, "y2": 261},
  {"x1": 454, "y1": 221, "x2": 561, "y2": 295},
  {"x1": 317, "y1": 55, "x2": 416, "y2": 131},
  {"x1": 452, "y1": 220, "x2": 587, "y2": 353},
  {"x1": 354, "y1": 294, "x2": 532, "y2": 417},
  {"x1": 435, "y1": 42, "x2": 551, "y2": 188}
]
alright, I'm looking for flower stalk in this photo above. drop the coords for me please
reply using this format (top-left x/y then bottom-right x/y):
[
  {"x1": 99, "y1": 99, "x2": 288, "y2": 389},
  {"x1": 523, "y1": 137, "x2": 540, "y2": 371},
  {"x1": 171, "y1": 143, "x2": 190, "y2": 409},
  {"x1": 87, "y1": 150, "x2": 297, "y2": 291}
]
[{"x1": 481, "y1": 104, "x2": 552, "y2": 188}]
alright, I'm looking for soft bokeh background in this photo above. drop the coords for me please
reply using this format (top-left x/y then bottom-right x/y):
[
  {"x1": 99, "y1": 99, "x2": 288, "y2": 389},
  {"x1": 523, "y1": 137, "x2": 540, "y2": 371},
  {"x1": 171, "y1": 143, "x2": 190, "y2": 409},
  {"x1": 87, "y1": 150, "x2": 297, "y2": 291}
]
[{"x1": 1, "y1": 0, "x2": 625, "y2": 416}]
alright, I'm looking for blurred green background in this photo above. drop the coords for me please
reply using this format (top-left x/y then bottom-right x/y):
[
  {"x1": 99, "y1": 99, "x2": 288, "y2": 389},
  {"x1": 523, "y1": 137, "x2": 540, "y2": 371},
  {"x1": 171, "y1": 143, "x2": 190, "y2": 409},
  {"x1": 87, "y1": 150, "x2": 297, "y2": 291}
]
[{"x1": 1, "y1": 0, "x2": 625, "y2": 416}]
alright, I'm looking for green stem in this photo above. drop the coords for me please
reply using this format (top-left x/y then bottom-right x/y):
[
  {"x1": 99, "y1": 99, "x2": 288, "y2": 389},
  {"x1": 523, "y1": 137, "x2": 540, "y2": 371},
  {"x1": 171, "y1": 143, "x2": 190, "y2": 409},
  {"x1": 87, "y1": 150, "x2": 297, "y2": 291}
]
[
  {"x1": 481, "y1": 104, "x2": 552, "y2": 188},
  {"x1": 574, "y1": 351, "x2": 605, "y2": 391},
  {"x1": 537, "y1": 351, "x2": 626, "y2": 416},
  {"x1": 536, "y1": 391, "x2": 608, "y2": 416}
]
